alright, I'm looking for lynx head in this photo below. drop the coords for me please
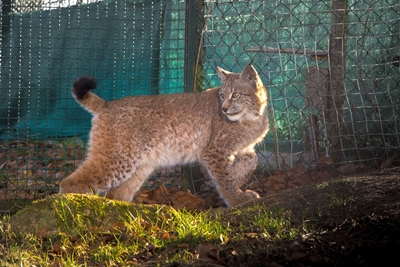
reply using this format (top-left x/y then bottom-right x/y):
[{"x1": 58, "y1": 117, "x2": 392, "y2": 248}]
[{"x1": 217, "y1": 64, "x2": 267, "y2": 122}]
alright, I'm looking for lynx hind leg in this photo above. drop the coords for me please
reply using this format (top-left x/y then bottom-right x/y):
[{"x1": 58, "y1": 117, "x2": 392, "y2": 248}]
[
  {"x1": 59, "y1": 160, "x2": 111, "y2": 195},
  {"x1": 201, "y1": 152, "x2": 259, "y2": 207},
  {"x1": 106, "y1": 165, "x2": 154, "y2": 202}
]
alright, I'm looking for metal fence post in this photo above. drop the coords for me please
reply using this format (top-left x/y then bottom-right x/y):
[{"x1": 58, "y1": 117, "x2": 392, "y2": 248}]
[
  {"x1": 1, "y1": 0, "x2": 12, "y2": 60},
  {"x1": 182, "y1": 0, "x2": 204, "y2": 192},
  {"x1": 327, "y1": 0, "x2": 348, "y2": 163}
]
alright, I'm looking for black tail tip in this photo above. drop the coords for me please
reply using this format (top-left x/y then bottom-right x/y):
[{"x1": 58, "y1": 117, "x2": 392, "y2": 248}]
[{"x1": 72, "y1": 76, "x2": 98, "y2": 100}]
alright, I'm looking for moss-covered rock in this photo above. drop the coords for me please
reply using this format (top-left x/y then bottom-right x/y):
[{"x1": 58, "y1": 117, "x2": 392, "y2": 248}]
[{"x1": 9, "y1": 193, "x2": 171, "y2": 236}]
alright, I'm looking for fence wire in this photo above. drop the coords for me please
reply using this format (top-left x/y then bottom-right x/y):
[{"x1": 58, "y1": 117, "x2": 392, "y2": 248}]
[
  {"x1": 0, "y1": 0, "x2": 187, "y2": 201},
  {"x1": 199, "y1": 0, "x2": 400, "y2": 171},
  {"x1": 0, "y1": 0, "x2": 399, "y2": 204}
]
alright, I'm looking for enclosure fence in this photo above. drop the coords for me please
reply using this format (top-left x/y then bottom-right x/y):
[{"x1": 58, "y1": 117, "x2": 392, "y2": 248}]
[{"x1": 1, "y1": 0, "x2": 399, "y2": 206}]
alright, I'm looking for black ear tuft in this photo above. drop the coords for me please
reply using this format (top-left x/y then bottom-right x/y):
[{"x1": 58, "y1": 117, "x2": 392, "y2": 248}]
[
  {"x1": 248, "y1": 57, "x2": 255, "y2": 66},
  {"x1": 239, "y1": 65, "x2": 258, "y2": 82},
  {"x1": 72, "y1": 76, "x2": 98, "y2": 100}
]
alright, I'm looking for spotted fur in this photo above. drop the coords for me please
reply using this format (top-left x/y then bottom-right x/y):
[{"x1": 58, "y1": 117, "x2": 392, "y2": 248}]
[{"x1": 59, "y1": 64, "x2": 269, "y2": 207}]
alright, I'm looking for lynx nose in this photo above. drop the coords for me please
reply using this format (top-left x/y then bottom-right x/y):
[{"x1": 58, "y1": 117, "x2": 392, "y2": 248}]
[{"x1": 221, "y1": 102, "x2": 230, "y2": 113}]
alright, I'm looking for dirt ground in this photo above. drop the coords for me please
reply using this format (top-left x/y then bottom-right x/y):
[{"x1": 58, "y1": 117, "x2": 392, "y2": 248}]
[
  {"x1": 128, "y1": 166, "x2": 400, "y2": 266},
  {"x1": 236, "y1": 167, "x2": 400, "y2": 267},
  {"x1": 3, "y1": 150, "x2": 400, "y2": 266}
]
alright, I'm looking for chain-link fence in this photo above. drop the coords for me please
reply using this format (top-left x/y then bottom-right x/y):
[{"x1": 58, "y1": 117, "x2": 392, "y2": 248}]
[
  {"x1": 199, "y1": 0, "x2": 400, "y2": 171},
  {"x1": 1, "y1": 0, "x2": 399, "y2": 207}
]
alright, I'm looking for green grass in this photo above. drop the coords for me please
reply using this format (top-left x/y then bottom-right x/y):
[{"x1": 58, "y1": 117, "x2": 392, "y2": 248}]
[{"x1": 0, "y1": 194, "x2": 309, "y2": 267}]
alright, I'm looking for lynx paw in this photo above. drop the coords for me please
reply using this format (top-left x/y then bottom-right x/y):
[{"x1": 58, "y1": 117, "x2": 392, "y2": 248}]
[
  {"x1": 224, "y1": 189, "x2": 260, "y2": 207},
  {"x1": 244, "y1": 189, "x2": 260, "y2": 200},
  {"x1": 59, "y1": 179, "x2": 92, "y2": 195},
  {"x1": 105, "y1": 192, "x2": 134, "y2": 202},
  {"x1": 105, "y1": 187, "x2": 135, "y2": 202}
]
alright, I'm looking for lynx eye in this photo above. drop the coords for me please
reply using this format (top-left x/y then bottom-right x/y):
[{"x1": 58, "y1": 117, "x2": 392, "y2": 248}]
[{"x1": 231, "y1": 92, "x2": 240, "y2": 99}]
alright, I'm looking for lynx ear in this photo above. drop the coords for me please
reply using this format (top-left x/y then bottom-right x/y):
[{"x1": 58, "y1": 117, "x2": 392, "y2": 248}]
[
  {"x1": 239, "y1": 64, "x2": 259, "y2": 82},
  {"x1": 216, "y1": 66, "x2": 235, "y2": 82}
]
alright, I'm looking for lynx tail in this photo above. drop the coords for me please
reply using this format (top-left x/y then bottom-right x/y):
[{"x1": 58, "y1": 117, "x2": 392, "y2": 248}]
[
  {"x1": 71, "y1": 76, "x2": 105, "y2": 114},
  {"x1": 72, "y1": 76, "x2": 98, "y2": 100}
]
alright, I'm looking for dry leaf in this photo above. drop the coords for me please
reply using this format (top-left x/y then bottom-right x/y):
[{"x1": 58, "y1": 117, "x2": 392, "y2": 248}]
[
  {"x1": 380, "y1": 154, "x2": 398, "y2": 169},
  {"x1": 52, "y1": 243, "x2": 66, "y2": 255},
  {"x1": 194, "y1": 242, "x2": 218, "y2": 261},
  {"x1": 177, "y1": 243, "x2": 190, "y2": 249},
  {"x1": 172, "y1": 191, "x2": 205, "y2": 211},
  {"x1": 51, "y1": 259, "x2": 63, "y2": 267},
  {"x1": 291, "y1": 251, "x2": 307, "y2": 261},
  {"x1": 159, "y1": 231, "x2": 170, "y2": 240},
  {"x1": 110, "y1": 222, "x2": 127, "y2": 233},
  {"x1": 37, "y1": 228, "x2": 49, "y2": 239}
]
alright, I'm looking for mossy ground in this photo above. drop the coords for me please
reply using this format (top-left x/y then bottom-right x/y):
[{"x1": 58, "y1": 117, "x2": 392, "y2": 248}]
[{"x1": 1, "y1": 167, "x2": 400, "y2": 266}]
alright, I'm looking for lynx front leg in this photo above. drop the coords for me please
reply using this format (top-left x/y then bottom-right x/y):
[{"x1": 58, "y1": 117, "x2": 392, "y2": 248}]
[
  {"x1": 232, "y1": 149, "x2": 260, "y2": 199},
  {"x1": 201, "y1": 151, "x2": 259, "y2": 207},
  {"x1": 233, "y1": 150, "x2": 258, "y2": 187},
  {"x1": 106, "y1": 165, "x2": 154, "y2": 202}
]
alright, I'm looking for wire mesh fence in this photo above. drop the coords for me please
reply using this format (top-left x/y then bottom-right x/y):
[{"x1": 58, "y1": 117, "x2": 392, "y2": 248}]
[
  {"x1": 1, "y1": 0, "x2": 399, "y2": 205},
  {"x1": 199, "y1": 0, "x2": 400, "y2": 171},
  {"x1": 0, "y1": 0, "x2": 187, "y2": 202}
]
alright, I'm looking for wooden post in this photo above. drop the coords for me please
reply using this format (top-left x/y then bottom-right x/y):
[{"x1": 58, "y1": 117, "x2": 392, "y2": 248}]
[{"x1": 327, "y1": 0, "x2": 348, "y2": 163}]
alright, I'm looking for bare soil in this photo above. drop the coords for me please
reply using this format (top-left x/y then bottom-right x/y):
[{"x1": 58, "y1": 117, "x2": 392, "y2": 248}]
[
  {"x1": 4, "y1": 155, "x2": 400, "y2": 266},
  {"x1": 206, "y1": 167, "x2": 400, "y2": 267},
  {"x1": 120, "y1": 166, "x2": 400, "y2": 266}
]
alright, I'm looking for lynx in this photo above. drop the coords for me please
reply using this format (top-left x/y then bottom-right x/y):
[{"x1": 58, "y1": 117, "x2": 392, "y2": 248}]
[{"x1": 59, "y1": 63, "x2": 269, "y2": 207}]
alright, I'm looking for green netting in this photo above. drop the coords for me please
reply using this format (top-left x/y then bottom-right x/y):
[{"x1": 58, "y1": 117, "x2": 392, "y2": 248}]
[
  {"x1": 0, "y1": 0, "x2": 185, "y2": 139},
  {"x1": 0, "y1": 0, "x2": 187, "y2": 202}
]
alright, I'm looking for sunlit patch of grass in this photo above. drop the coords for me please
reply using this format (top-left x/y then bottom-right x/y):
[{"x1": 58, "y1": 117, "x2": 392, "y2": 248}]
[
  {"x1": 326, "y1": 193, "x2": 355, "y2": 208},
  {"x1": 167, "y1": 208, "x2": 229, "y2": 243},
  {"x1": 0, "y1": 221, "x2": 51, "y2": 266},
  {"x1": 1, "y1": 195, "x2": 308, "y2": 266},
  {"x1": 315, "y1": 181, "x2": 329, "y2": 190},
  {"x1": 225, "y1": 205, "x2": 305, "y2": 241}
]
